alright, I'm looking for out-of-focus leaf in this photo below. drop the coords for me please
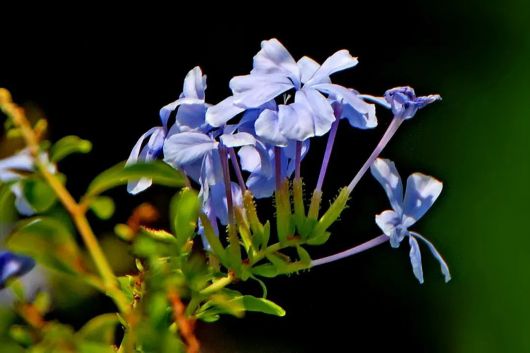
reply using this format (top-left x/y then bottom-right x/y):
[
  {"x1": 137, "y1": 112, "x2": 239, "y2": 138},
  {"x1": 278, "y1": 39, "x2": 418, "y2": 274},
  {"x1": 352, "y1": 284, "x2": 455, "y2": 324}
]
[
  {"x1": 7, "y1": 217, "x2": 83, "y2": 275},
  {"x1": 50, "y1": 135, "x2": 92, "y2": 163},
  {"x1": 197, "y1": 291, "x2": 285, "y2": 320},
  {"x1": 9, "y1": 325, "x2": 33, "y2": 346},
  {"x1": 0, "y1": 183, "x2": 17, "y2": 238},
  {"x1": 33, "y1": 291, "x2": 52, "y2": 315},
  {"x1": 77, "y1": 313, "x2": 119, "y2": 345},
  {"x1": 88, "y1": 196, "x2": 115, "y2": 220},
  {"x1": 170, "y1": 188, "x2": 200, "y2": 248},
  {"x1": 86, "y1": 161, "x2": 186, "y2": 197},
  {"x1": 114, "y1": 224, "x2": 134, "y2": 241},
  {"x1": 238, "y1": 295, "x2": 286, "y2": 316},
  {"x1": 21, "y1": 178, "x2": 57, "y2": 213},
  {"x1": 77, "y1": 341, "x2": 116, "y2": 353}
]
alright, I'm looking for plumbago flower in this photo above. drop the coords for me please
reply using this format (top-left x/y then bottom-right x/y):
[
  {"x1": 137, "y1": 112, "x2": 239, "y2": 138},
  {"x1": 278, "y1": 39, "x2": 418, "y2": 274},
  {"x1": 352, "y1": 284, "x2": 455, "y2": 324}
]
[
  {"x1": 126, "y1": 66, "x2": 210, "y2": 194},
  {"x1": 371, "y1": 158, "x2": 451, "y2": 283},
  {"x1": 206, "y1": 38, "x2": 377, "y2": 146},
  {"x1": 0, "y1": 251, "x2": 35, "y2": 288}
]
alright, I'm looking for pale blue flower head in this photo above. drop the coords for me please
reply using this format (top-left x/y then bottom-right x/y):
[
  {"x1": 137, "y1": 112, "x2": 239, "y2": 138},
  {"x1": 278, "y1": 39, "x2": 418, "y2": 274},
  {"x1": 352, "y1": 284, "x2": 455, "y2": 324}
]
[
  {"x1": 0, "y1": 251, "x2": 35, "y2": 288},
  {"x1": 127, "y1": 66, "x2": 210, "y2": 194},
  {"x1": 206, "y1": 39, "x2": 376, "y2": 145},
  {"x1": 384, "y1": 86, "x2": 441, "y2": 120},
  {"x1": 371, "y1": 158, "x2": 450, "y2": 283}
]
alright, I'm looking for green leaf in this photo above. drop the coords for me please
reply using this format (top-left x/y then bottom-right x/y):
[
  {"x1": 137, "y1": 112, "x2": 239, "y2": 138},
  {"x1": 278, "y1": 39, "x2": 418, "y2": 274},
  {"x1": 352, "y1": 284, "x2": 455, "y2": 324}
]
[
  {"x1": 197, "y1": 293, "x2": 285, "y2": 319},
  {"x1": 251, "y1": 263, "x2": 278, "y2": 278},
  {"x1": 77, "y1": 313, "x2": 119, "y2": 345},
  {"x1": 88, "y1": 196, "x2": 115, "y2": 220},
  {"x1": 77, "y1": 341, "x2": 116, "y2": 353},
  {"x1": 0, "y1": 183, "x2": 17, "y2": 238},
  {"x1": 86, "y1": 161, "x2": 186, "y2": 198},
  {"x1": 21, "y1": 178, "x2": 57, "y2": 213},
  {"x1": 50, "y1": 135, "x2": 92, "y2": 162},
  {"x1": 7, "y1": 217, "x2": 83, "y2": 275},
  {"x1": 170, "y1": 188, "x2": 200, "y2": 248},
  {"x1": 238, "y1": 295, "x2": 285, "y2": 316}
]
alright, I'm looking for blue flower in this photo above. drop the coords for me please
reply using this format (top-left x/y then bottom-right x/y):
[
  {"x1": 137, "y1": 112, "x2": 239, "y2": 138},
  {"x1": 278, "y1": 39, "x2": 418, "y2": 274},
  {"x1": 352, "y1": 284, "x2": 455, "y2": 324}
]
[
  {"x1": 206, "y1": 38, "x2": 376, "y2": 145},
  {"x1": 370, "y1": 158, "x2": 450, "y2": 283},
  {"x1": 383, "y1": 86, "x2": 441, "y2": 120},
  {"x1": 127, "y1": 66, "x2": 209, "y2": 194},
  {"x1": 0, "y1": 251, "x2": 35, "y2": 288}
]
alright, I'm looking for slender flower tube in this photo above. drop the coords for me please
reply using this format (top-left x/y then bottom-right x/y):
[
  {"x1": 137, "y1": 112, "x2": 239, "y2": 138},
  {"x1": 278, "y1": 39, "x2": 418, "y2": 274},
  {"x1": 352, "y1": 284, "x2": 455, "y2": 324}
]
[
  {"x1": 274, "y1": 146, "x2": 282, "y2": 191},
  {"x1": 347, "y1": 117, "x2": 403, "y2": 193},
  {"x1": 311, "y1": 235, "x2": 388, "y2": 267},
  {"x1": 315, "y1": 107, "x2": 341, "y2": 192},
  {"x1": 294, "y1": 141, "x2": 302, "y2": 180},
  {"x1": 228, "y1": 147, "x2": 247, "y2": 192}
]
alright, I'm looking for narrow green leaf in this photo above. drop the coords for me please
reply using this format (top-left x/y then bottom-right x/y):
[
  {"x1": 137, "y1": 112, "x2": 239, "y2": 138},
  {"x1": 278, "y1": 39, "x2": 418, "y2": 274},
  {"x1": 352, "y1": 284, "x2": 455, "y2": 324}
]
[
  {"x1": 86, "y1": 161, "x2": 186, "y2": 197},
  {"x1": 170, "y1": 188, "x2": 200, "y2": 248},
  {"x1": 7, "y1": 217, "x2": 83, "y2": 275},
  {"x1": 77, "y1": 313, "x2": 119, "y2": 345},
  {"x1": 88, "y1": 196, "x2": 115, "y2": 220},
  {"x1": 50, "y1": 135, "x2": 92, "y2": 162},
  {"x1": 239, "y1": 295, "x2": 285, "y2": 316}
]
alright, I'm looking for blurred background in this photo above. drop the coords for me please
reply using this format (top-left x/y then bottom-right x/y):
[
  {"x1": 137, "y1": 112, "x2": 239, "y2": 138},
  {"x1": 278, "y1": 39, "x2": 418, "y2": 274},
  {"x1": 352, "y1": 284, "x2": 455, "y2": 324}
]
[{"x1": 1, "y1": 1, "x2": 529, "y2": 352}]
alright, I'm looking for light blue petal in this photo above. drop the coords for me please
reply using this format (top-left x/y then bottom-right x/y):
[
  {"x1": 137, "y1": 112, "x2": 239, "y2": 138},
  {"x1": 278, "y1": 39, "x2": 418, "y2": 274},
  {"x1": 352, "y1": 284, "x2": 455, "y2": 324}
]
[
  {"x1": 412, "y1": 232, "x2": 451, "y2": 282},
  {"x1": 297, "y1": 56, "x2": 320, "y2": 84},
  {"x1": 126, "y1": 127, "x2": 165, "y2": 194},
  {"x1": 205, "y1": 96, "x2": 245, "y2": 127},
  {"x1": 231, "y1": 74, "x2": 294, "y2": 109},
  {"x1": 163, "y1": 132, "x2": 217, "y2": 167},
  {"x1": 306, "y1": 50, "x2": 358, "y2": 86},
  {"x1": 278, "y1": 102, "x2": 315, "y2": 142},
  {"x1": 370, "y1": 158, "x2": 404, "y2": 214},
  {"x1": 173, "y1": 103, "x2": 207, "y2": 132},
  {"x1": 408, "y1": 236, "x2": 424, "y2": 284},
  {"x1": 341, "y1": 100, "x2": 378, "y2": 129},
  {"x1": 182, "y1": 66, "x2": 206, "y2": 100},
  {"x1": 375, "y1": 210, "x2": 403, "y2": 248},
  {"x1": 11, "y1": 183, "x2": 36, "y2": 216},
  {"x1": 296, "y1": 88, "x2": 335, "y2": 136},
  {"x1": 358, "y1": 94, "x2": 391, "y2": 109},
  {"x1": 238, "y1": 142, "x2": 273, "y2": 177},
  {"x1": 220, "y1": 132, "x2": 256, "y2": 148},
  {"x1": 210, "y1": 182, "x2": 243, "y2": 225},
  {"x1": 200, "y1": 150, "x2": 223, "y2": 187},
  {"x1": 0, "y1": 150, "x2": 34, "y2": 182},
  {"x1": 255, "y1": 109, "x2": 289, "y2": 146},
  {"x1": 159, "y1": 97, "x2": 204, "y2": 129},
  {"x1": 251, "y1": 38, "x2": 300, "y2": 87},
  {"x1": 402, "y1": 173, "x2": 443, "y2": 226},
  {"x1": 246, "y1": 172, "x2": 276, "y2": 199},
  {"x1": 312, "y1": 83, "x2": 372, "y2": 115}
]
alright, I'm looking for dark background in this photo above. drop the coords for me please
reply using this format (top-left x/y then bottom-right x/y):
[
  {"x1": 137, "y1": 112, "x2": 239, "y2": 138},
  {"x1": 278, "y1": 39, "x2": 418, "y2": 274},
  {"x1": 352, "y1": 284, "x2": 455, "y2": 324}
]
[{"x1": 1, "y1": 2, "x2": 529, "y2": 352}]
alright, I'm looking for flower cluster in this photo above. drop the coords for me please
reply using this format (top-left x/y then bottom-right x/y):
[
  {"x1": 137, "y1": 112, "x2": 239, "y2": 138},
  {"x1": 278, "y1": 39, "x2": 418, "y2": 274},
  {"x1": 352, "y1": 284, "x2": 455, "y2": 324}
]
[{"x1": 127, "y1": 38, "x2": 449, "y2": 283}]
